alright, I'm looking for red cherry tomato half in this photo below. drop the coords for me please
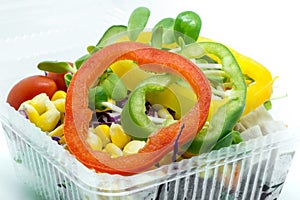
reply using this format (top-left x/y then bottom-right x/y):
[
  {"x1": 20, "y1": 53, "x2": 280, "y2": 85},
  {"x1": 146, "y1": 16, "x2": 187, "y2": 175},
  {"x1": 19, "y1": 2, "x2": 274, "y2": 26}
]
[
  {"x1": 46, "y1": 72, "x2": 68, "y2": 92},
  {"x1": 7, "y1": 75, "x2": 57, "y2": 110}
]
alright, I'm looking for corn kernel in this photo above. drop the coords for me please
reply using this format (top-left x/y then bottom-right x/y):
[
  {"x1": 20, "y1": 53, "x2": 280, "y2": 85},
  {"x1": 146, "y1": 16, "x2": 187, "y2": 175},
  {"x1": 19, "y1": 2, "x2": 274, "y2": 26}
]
[
  {"x1": 51, "y1": 90, "x2": 67, "y2": 101},
  {"x1": 19, "y1": 103, "x2": 40, "y2": 124},
  {"x1": 49, "y1": 124, "x2": 64, "y2": 137},
  {"x1": 105, "y1": 143, "x2": 123, "y2": 158},
  {"x1": 158, "y1": 108, "x2": 173, "y2": 119},
  {"x1": 18, "y1": 100, "x2": 31, "y2": 111},
  {"x1": 123, "y1": 140, "x2": 146, "y2": 155},
  {"x1": 109, "y1": 123, "x2": 131, "y2": 149},
  {"x1": 95, "y1": 124, "x2": 110, "y2": 139},
  {"x1": 44, "y1": 97, "x2": 57, "y2": 110},
  {"x1": 86, "y1": 129, "x2": 103, "y2": 151},
  {"x1": 53, "y1": 98, "x2": 65, "y2": 113},
  {"x1": 94, "y1": 124, "x2": 111, "y2": 146},
  {"x1": 29, "y1": 93, "x2": 49, "y2": 114},
  {"x1": 36, "y1": 109, "x2": 60, "y2": 132}
]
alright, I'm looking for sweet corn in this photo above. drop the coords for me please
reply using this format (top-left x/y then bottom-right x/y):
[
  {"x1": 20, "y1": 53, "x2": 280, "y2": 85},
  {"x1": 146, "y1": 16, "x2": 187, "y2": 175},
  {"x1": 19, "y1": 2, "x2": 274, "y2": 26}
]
[
  {"x1": 157, "y1": 108, "x2": 173, "y2": 119},
  {"x1": 86, "y1": 129, "x2": 103, "y2": 151},
  {"x1": 105, "y1": 143, "x2": 123, "y2": 158},
  {"x1": 123, "y1": 140, "x2": 146, "y2": 155},
  {"x1": 52, "y1": 98, "x2": 65, "y2": 113},
  {"x1": 109, "y1": 123, "x2": 131, "y2": 149},
  {"x1": 95, "y1": 124, "x2": 110, "y2": 139},
  {"x1": 19, "y1": 103, "x2": 40, "y2": 125},
  {"x1": 36, "y1": 109, "x2": 60, "y2": 132},
  {"x1": 94, "y1": 124, "x2": 111, "y2": 146},
  {"x1": 51, "y1": 90, "x2": 67, "y2": 101},
  {"x1": 44, "y1": 97, "x2": 57, "y2": 110},
  {"x1": 48, "y1": 124, "x2": 64, "y2": 137},
  {"x1": 29, "y1": 93, "x2": 49, "y2": 114}
]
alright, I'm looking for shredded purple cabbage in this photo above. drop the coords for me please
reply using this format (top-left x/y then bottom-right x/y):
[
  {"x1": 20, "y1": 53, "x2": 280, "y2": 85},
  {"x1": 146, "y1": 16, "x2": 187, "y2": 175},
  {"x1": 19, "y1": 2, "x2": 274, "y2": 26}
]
[
  {"x1": 19, "y1": 110, "x2": 28, "y2": 119},
  {"x1": 51, "y1": 136, "x2": 62, "y2": 145},
  {"x1": 116, "y1": 95, "x2": 129, "y2": 108},
  {"x1": 90, "y1": 112, "x2": 120, "y2": 127}
]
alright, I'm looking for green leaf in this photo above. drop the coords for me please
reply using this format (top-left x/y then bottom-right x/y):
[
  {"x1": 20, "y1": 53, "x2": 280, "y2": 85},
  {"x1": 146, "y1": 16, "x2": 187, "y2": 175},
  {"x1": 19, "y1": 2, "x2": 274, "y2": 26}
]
[
  {"x1": 74, "y1": 54, "x2": 91, "y2": 69},
  {"x1": 100, "y1": 73, "x2": 127, "y2": 101},
  {"x1": 151, "y1": 26, "x2": 163, "y2": 49},
  {"x1": 88, "y1": 86, "x2": 108, "y2": 111},
  {"x1": 177, "y1": 37, "x2": 185, "y2": 49},
  {"x1": 96, "y1": 25, "x2": 127, "y2": 48},
  {"x1": 87, "y1": 45, "x2": 100, "y2": 54},
  {"x1": 232, "y1": 131, "x2": 243, "y2": 144},
  {"x1": 179, "y1": 42, "x2": 206, "y2": 59},
  {"x1": 38, "y1": 61, "x2": 76, "y2": 73},
  {"x1": 183, "y1": 126, "x2": 207, "y2": 154},
  {"x1": 153, "y1": 18, "x2": 175, "y2": 44},
  {"x1": 127, "y1": 7, "x2": 150, "y2": 41},
  {"x1": 64, "y1": 73, "x2": 73, "y2": 88},
  {"x1": 212, "y1": 131, "x2": 233, "y2": 150}
]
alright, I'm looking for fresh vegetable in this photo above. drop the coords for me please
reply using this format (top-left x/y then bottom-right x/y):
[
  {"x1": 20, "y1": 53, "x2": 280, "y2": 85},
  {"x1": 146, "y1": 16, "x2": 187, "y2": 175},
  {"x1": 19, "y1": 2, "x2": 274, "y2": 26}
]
[
  {"x1": 7, "y1": 75, "x2": 57, "y2": 110},
  {"x1": 109, "y1": 123, "x2": 131, "y2": 149},
  {"x1": 37, "y1": 61, "x2": 76, "y2": 74},
  {"x1": 120, "y1": 74, "x2": 178, "y2": 139},
  {"x1": 95, "y1": 25, "x2": 127, "y2": 48},
  {"x1": 232, "y1": 51, "x2": 274, "y2": 115},
  {"x1": 64, "y1": 41, "x2": 211, "y2": 175},
  {"x1": 127, "y1": 7, "x2": 150, "y2": 41},
  {"x1": 174, "y1": 11, "x2": 202, "y2": 44},
  {"x1": 46, "y1": 72, "x2": 68, "y2": 92},
  {"x1": 100, "y1": 72, "x2": 127, "y2": 101},
  {"x1": 18, "y1": 93, "x2": 61, "y2": 132},
  {"x1": 88, "y1": 86, "x2": 108, "y2": 111},
  {"x1": 186, "y1": 42, "x2": 247, "y2": 154},
  {"x1": 196, "y1": 36, "x2": 275, "y2": 116},
  {"x1": 7, "y1": 6, "x2": 280, "y2": 178},
  {"x1": 37, "y1": 61, "x2": 76, "y2": 92},
  {"x1": 153, "y1": 18, "x2": 175, "y2": 44}
]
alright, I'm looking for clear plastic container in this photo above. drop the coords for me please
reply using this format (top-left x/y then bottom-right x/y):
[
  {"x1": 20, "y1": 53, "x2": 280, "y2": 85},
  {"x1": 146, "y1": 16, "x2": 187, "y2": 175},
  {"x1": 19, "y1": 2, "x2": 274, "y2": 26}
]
[
  {"x1": 0, "y1": 101, "x2": 299, "y2": 200},
  {"x1": 1, "y1": 1, "x2": 299, "y2": 199}
]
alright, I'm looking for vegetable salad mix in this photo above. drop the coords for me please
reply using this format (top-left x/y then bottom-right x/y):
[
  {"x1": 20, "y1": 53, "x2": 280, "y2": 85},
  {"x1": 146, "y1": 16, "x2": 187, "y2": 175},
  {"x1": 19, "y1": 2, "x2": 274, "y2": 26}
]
[{"x1": 6, "y1": 7, "x2": 281, "y2": 175}]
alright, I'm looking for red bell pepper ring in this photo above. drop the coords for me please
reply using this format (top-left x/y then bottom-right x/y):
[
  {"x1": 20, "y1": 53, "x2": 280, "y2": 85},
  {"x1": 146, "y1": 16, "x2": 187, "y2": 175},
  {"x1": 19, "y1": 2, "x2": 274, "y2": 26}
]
[{"x1": 64, "y1": 41, "x2": 211, "y2": 175}]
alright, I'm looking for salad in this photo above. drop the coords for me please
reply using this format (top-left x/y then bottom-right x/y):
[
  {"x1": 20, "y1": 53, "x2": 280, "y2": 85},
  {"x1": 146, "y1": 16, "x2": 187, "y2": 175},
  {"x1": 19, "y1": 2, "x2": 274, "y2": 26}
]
[{"x1": 6, "y1": 7, "x2": 284, "y2": 176}]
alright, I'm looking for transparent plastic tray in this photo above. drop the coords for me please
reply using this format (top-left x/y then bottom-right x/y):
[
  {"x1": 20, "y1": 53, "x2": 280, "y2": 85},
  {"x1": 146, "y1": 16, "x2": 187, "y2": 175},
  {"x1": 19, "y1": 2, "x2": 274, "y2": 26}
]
[
  {"x1": 1, "y1": 1, "x2": 299, "y2": 199},
  {"x1": 0, "y1": 101, "x2": 299, "y2": 200}
]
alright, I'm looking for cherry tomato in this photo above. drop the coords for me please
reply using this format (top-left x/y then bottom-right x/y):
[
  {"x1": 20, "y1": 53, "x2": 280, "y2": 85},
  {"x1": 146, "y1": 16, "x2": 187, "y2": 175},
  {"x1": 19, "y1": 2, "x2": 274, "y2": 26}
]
[
  {"x1": 7, "y1": 75, "x2": 57, "y2": 110},
  {"x1": 46, "y1": 72, "x2": 68, "y2": 92}
]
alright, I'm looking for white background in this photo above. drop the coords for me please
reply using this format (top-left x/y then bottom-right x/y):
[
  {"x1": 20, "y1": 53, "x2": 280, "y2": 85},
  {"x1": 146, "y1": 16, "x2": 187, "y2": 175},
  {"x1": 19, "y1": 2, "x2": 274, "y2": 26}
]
[{"x1": 0, "y1": 0, "x2": 299, "y2": 199}]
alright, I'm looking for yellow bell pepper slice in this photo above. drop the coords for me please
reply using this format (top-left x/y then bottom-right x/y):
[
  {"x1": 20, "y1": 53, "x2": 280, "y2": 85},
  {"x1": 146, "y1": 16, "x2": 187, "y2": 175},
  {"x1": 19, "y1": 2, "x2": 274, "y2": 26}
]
[{"x1": 197, "y1": 36, "x2": 276, "y2": 115}]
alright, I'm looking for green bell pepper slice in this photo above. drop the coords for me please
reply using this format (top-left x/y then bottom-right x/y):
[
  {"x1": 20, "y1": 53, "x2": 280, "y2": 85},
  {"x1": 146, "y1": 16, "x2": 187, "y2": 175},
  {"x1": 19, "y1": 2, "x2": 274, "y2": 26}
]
[
  {"x1": 187, "y1": 42, "x2": 247, "y2": 154},
  {"x1": 121, "y1": 73, "x2": 178, "y2": 139}
]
